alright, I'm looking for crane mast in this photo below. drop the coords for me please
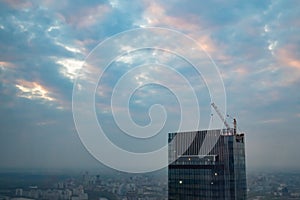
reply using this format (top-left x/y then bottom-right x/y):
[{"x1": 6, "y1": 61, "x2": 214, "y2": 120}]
[{"x1": 211, "y1": 102, "x2": 232, "y2": 134}]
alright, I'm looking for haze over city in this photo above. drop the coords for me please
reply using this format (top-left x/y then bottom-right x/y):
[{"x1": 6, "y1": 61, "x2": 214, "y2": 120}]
[{"x1": 0, "y1": 0, "x2": 300, "y2": 174}]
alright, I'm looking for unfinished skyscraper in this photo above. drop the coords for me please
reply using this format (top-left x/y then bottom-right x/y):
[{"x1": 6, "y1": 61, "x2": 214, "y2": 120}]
[{"x1": 168, "y1": 104, "x2": 246, "y2": 200}]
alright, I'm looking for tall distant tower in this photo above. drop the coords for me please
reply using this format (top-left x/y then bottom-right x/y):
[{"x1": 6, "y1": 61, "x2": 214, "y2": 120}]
[{"x1": 168, "y1": 129, "x2": 246, "y2": 199}]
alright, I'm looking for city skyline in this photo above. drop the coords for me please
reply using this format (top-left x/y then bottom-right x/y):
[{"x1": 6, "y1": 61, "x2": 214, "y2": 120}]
[{"x1": 0, "y1": 0, "x2": 300, "y2": 172}]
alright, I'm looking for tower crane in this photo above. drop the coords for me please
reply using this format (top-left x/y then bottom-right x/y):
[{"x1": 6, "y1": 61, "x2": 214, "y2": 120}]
[{"x1": 211, "y1": 102, "x2": 237, "y2": 135}]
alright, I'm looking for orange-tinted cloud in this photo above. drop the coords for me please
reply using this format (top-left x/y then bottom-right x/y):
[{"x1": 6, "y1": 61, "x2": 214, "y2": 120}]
[
  {"x1": 15, "y1": 80, "x2": 56, "y2": 102},
  {"x1": 0, "y1": 61, "x2": 15, "y2": 69},
  {"x1": 277, "y1": 45, "x2": 300, "y2": 69},
  {"x1": 138, "y1": 1, "x2": 218, "y2": 54},
  {"x1": 3, "y1": 0, "x2": 33, "y2": 10},
  {"x1": 62, "y1": 5, "x2": 111, "y2": 28}
]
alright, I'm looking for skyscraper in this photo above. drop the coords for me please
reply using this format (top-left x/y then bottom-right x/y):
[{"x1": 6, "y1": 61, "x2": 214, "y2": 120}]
[{"x1": 168, "y1": 128, "x2": 246, "y2": 200}]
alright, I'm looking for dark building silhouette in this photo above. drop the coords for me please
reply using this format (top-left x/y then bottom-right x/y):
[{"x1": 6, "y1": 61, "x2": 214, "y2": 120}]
[{"x1": 168, "y1": 129, "x2": 246, "y2": 199}]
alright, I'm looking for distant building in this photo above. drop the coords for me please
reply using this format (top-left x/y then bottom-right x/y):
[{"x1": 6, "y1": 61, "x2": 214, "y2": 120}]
[
  {"x1": 72, "y1": 186, "x2": 88, "y2": 200},
  {"x1": 126, "y1": 190, "x2": 138, "y2": 200},
  {"x1": 0, "y1": 196, "x2": 11, "y2": 200},
  {"x1": 15, "y1": 188, "x2": 23, "y2": 197},
  {"x1": 168, "y1": 129, "x2": 247, "y2": 199}
]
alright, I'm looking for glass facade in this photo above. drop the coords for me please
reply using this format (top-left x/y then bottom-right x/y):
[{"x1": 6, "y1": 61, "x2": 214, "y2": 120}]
[{"x1": 168, "y1": 130, "x2": 246, "y2": 200}]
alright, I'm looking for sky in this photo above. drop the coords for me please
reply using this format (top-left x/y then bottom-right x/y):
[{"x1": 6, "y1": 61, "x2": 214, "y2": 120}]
[{"x1": 0, "y1": 0, "x2": 300, "y2": 172}]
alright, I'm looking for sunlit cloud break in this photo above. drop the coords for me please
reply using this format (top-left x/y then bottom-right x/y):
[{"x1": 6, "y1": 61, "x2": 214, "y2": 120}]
[{"x1": 15, "y1": 80, "x2": 55, "y2": 102}]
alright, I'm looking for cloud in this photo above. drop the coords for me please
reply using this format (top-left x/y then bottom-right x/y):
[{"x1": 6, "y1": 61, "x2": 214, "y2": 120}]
[
  {"x1": 0, "y1": 0, "x2": 300, "y2": 171},
  {"x1": 2, "y1": 0, "x2": 33, "y2": 10},
  {"x1": 56, "y1": 58, "x2": 83, "y2": 81},
  {"x1": 259, "y1": 118, "x2": 284, "y2": 124},
  {"x1": 61, "y1": 4, "x2": 111, "y2": 29},
  {"x1": 135, "y1": 1, "x2": 218, "y2": 54},
  {"x1": 55, "y1": 42, "x2": 82, "y2": 54},
  {"x1": 15, "y1": 80, "x2": 56, "y2": 102},
  {"x1": 0, "y1": 61, "x2": 15, "y2": 70},
  {"x1": 276, "y1": 44, "x2": 300, "y2": 69}
]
